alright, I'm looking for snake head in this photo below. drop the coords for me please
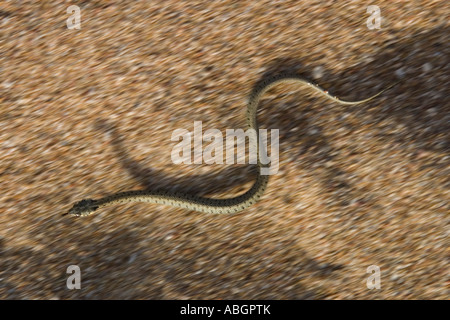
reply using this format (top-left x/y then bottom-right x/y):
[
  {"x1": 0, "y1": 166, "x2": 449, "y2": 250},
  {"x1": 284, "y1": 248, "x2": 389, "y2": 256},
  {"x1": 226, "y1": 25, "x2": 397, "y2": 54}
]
[{"x1": 64, "y1": 199, "x2": 99, "y2": 216}]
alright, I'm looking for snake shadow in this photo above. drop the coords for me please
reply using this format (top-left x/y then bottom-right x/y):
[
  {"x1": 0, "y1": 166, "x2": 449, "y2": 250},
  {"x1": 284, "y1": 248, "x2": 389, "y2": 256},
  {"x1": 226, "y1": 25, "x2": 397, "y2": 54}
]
[{"x1": 93, "y1": 119, "x2": 258, "y2": 197}]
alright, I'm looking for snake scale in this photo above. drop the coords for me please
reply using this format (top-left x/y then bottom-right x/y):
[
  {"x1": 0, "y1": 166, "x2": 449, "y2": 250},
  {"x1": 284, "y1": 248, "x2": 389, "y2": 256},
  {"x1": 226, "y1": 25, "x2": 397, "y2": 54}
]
[{"x1": 65, "y1": 73, "x2": 392, "y2": 216}]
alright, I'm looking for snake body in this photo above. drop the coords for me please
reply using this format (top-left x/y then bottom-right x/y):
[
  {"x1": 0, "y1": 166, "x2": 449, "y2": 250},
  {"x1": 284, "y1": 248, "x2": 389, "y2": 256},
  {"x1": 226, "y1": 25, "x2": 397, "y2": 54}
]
[{"x1": 65, "y1": 74, "x2": 390, "y2": 216}]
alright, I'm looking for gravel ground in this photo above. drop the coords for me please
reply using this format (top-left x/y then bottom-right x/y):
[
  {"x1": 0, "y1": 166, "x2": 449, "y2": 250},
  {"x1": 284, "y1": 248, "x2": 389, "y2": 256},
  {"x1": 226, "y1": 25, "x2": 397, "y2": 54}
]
[{"x1": 0, "y1": 1, "x2": 448, "y2": 299}]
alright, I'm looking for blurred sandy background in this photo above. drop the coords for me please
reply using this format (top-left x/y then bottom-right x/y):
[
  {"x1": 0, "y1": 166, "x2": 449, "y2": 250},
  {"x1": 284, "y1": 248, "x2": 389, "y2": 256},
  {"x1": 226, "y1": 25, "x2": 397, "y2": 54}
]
[{"x1": 0, "y1": 1, "x2": 448, "y2": 299}]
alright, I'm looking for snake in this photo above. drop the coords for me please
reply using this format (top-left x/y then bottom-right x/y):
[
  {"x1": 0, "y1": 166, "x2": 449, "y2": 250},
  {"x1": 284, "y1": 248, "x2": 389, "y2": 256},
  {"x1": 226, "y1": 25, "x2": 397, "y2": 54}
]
[{"x1": 65, "y1": 73, "x2": 393, "y2": 216}]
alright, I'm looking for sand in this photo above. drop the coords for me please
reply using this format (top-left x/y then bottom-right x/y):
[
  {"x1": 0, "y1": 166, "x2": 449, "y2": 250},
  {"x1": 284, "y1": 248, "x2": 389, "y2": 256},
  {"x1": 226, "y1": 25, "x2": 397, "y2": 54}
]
[{"x1": 0, "y1": 1, "x2": 448, "y2": 299}]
